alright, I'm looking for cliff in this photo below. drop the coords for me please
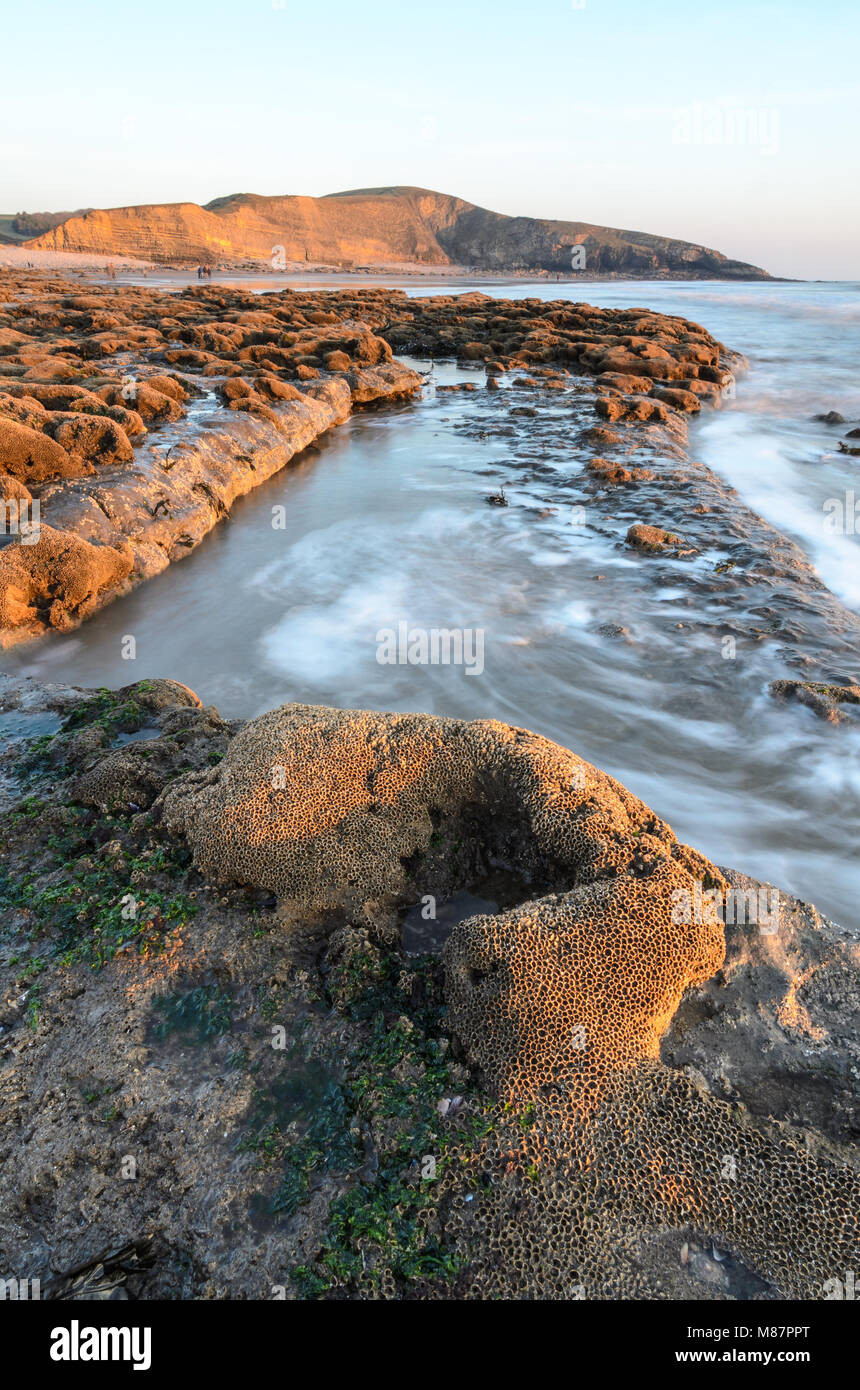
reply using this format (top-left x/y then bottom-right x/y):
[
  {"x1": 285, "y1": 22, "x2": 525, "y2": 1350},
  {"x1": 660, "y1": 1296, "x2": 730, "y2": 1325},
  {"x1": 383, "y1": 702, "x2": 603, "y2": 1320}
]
[{"x1": 27, "y1": 185, "x2": 771, "y2": 278}]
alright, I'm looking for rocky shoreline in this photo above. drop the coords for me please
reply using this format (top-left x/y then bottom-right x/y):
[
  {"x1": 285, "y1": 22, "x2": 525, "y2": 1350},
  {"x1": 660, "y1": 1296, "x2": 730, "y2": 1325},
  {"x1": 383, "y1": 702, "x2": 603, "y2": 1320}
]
[
  {"x1": 1, "y1": 275, "x2": 858, "y2": 1302},
  {"x1": 0, "y1": 674, "x2": 857, "y2": 1300},
  {"x1": 0, "y1": 272, "x2": 750, "y2": 645}
]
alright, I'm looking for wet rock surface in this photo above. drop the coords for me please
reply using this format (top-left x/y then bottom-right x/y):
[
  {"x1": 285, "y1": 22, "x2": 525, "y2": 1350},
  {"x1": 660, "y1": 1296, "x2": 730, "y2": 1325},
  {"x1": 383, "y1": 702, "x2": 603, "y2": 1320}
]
[
  {"x1": 0, "y1": 275, "x2": 423, "y2": 644},
  {"x1": 1, "y1": 275, "x2": 857, "y2": 1302},
  {"x1": 428, "y1": 346, "x2": 860, "y2": 708},
  {"x1": 0, "y1": 273, "x2": 751, "y2": 645},
  {"x1": 769, "y1": 678, "x2": 860, "y2": 723}
]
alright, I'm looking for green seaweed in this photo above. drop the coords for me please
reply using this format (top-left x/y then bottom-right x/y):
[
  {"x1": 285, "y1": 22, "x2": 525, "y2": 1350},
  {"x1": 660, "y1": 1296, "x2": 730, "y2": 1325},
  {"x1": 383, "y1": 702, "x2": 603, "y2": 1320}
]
[
  {"x1": 150, "y1": 982, "x2": 233, "y2": 1044},
  {"x1": 0, "y1": 802, "x2": 197, "y2": 971},
  {"x1": 272, "y1": 947, "x2": 496, "y2": 1298}
]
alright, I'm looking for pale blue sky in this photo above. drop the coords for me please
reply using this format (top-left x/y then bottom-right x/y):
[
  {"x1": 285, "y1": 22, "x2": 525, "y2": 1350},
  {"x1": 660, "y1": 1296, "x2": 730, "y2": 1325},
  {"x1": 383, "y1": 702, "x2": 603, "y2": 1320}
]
[{"x1": 3, "y1": 0, "x2": 858, "y2": 278}]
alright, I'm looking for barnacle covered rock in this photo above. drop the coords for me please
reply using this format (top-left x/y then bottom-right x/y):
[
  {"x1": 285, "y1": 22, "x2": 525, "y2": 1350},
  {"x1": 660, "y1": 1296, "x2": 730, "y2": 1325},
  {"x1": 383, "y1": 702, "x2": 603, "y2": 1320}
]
[
  {"x1": 432, "y1": 1055, "x2": 860, "y2": 1300},
  {"x1": 0, "y1": 524, "x2": 133, "y2": 637},
  {"x1": 443, "y1": 861, "x2": 723, "y2": 1098},
  {"x1": 158, "y1": 700, "x2": 859, "y2": 1301},
  {"x1": 158, "y1": 703, "x2": 721, "y2": 930}
]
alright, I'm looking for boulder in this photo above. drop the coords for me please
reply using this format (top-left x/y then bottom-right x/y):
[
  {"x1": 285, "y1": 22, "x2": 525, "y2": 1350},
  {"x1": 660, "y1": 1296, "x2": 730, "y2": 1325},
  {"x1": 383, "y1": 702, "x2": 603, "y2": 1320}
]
[
  {"x1": 0, "y1": 391, "x2": 50, "y2": 432},
  {"x1": 159, "y1": 703, "x2": 718, "y2": 928},
  {"x1": 46, "y1": 413, "x2": 134, "y2": 466},
  {"x1": 0, "y1": 524, "x2": 133, "y2": 635},
  {"x1": 0, "y1": 415, "x2": 81, "y2": 483},
  {"x1": 769, "y1": 679, "x2": 860, "y2": 723},
  {"x1": 98, "y1": 381, "x2": 183, "y2": 423},
  {"x1": 596, "y1": 396, "x2": 669, "y2": 424},
  {"x1": 0, "y1": 472, "x2": 32, "y2": 503},
  {"x1": 627, "y1": 523, "x2": 683, "y2": 553},
  {"x1": 651, "y1": 386, "x2": 702, "y2": 413},
  {"x1": 595, "y1": 372, "x2": 653, "y2": 394}
]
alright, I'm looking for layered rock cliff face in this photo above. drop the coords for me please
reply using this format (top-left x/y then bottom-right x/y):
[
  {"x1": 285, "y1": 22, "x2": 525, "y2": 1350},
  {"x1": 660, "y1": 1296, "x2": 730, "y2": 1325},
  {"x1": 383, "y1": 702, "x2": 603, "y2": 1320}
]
[{"x1": 27, "y1": 186, "x2": 771, "y2": 278}]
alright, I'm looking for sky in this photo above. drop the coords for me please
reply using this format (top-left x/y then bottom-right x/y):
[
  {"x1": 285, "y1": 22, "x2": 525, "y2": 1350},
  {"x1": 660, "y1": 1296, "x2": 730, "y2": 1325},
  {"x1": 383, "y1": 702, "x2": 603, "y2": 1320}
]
[{"x1": 3, "y1": 0, "x2": 858, "y2": 279}]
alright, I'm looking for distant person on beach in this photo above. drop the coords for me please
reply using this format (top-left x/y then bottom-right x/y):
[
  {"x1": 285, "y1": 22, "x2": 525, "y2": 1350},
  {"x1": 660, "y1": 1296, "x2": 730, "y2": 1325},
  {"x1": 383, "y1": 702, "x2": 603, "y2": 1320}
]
[{"x1": 197, "y1": 265, "x2": 203, "y2": 280}]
